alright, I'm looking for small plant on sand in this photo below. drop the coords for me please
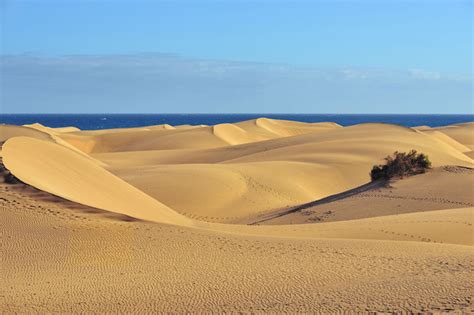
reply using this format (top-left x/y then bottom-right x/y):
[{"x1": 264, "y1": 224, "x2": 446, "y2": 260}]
[{"x1": 370, "y1": 150, "x2": 431, "y2": 181}]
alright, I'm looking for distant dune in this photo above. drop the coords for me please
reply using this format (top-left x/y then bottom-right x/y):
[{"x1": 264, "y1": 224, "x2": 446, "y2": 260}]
[{"x1": 1, "y1": 118, "x2": 473, "y2": 313}]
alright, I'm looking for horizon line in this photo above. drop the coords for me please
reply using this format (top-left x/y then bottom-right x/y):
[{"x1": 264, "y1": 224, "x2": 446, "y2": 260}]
[{"x1": 2, "y1": 113, "x2": 473, "y2": 116}]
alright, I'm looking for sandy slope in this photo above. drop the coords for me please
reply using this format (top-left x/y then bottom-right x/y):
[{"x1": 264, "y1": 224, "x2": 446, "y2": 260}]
[
  {"x1": 0, "y1": 124, "x2": 53, "y2": 144},
  {"x1": 0, "y1": 125, "x2": 103, "y2": 163},
  {"x1": 92, "y1": 122, "x2": 472, "y2": 222},
  {"x1": 1, "y1": 119, "x2": 472, "y2": 224},
  {"x1": 436, "y1": 123, "x2": 474, "y2": 160},
  {"x1": 252, "y1": 166, "x2": 474, "y2": 225},
  {"x1": 1, "y1": 181, "x2": 473, "y2": 313},
  {"x1": 433, "y1": 122, "x2": 474, "y2": 149},
  {"x1": 55, "y1": 119, "x2": 340, "y2": 153},
  {"x1": 415, "y1": 122, "x2": 474, "y2": 155},
  {"x1": 4, "y1": 120, "x2": 470, "y2": 223},
  {"x1": 2, "y1": 137, "x2": 192, "y2": 226},
  {"x1": 1, "y1": 118, "x2": 473, "y2": 313}
]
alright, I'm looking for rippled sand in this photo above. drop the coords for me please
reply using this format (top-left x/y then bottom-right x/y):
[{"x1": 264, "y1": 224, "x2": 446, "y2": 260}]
[{"x1": 1, "y1": 119, "x2": 473, "y2": 313}]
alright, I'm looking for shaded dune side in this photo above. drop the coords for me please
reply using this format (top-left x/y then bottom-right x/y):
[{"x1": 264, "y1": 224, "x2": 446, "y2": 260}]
[{"x1": 2, "y1": 137, "x2": 193, "y2": 226}]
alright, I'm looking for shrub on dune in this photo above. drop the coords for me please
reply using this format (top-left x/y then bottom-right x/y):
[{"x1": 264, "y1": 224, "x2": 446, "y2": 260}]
[{"x1": 370, "y1": 150, "x2": 431, "y2": 181}]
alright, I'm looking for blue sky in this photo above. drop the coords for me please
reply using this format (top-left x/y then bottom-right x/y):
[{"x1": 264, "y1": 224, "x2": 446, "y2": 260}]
[{"x1": 1, "y1": 0, "x2": 472, "y2": 113}]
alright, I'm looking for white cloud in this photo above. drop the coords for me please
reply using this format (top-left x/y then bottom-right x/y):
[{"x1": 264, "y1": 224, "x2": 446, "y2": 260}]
[
  {"x1": 409, "y1": 69, "x2": 441, "y2": 80},
  {"x1": 0, "y1": 54, "x2": 472, "y2": 113}
]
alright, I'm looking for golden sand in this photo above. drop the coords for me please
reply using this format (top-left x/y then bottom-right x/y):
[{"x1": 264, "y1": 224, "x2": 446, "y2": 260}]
[{"x1": 1, "y1": 119, "x2": 473, "y2": 313}]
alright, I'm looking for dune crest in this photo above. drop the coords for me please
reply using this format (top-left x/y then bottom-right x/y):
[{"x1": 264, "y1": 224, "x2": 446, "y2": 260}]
[
  {"x1": 2, "y1": 136, "x2": 192, "y2": 226},
  {"x1": 95, "y1": 122, "x2": 472, "y2": 221},
  {"x1": 0, "y1": 124, "x2": 54, "y2": 143},
  {"x1": 12, "y1": 119, "x2": 465, "y2": 223},
  {"x1": 2, "y1": 119, "x2": 474, "y2": 313},
  {"x1": 48, "y1": 118, "x2": 342, "y2": 154},
  {"x1": 25, "y1": 122, "x2": 81, "y2": 134},
  {"x1": 2, "y1": 119, "x2": 473, "y2": 225}
]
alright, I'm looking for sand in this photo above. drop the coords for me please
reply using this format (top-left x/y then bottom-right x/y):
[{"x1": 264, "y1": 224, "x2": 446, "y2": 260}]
[
  {"x1": 1, "y1": 119, "x2": 473, "y2": 313},
  {"x1": 251, "y1": 166, "x2": 474, "y2": 225}
]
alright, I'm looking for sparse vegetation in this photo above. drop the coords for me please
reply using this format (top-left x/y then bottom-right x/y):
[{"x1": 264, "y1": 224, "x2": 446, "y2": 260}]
[{"x1": 370, "y1": 150, "x2": 431, "y2": 181}]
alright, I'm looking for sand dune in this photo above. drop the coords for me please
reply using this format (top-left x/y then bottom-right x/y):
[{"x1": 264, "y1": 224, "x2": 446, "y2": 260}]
[
  {"x1": 0, "y1": 124, "x2": 54, "y2": 143},
  {"x1": 430, "y1": 122, "x2": 474, "y2": 159},
  {"x1": 212, "y1": 207, "x2": 473, "y2": 246},
  {"x1": 2, "y1": 137, "x2": 192, "y2": 226},
  {"x1": 1, "y1": 178, "x2": 473, "y2": 313},
  {"x1": 92, "y1": 122, "x2": 472, "y2": 222},
  {"x1": 252, "y1": 166, "x2": 474, "y2": 225},
  {"x1": 432, "y1": 122, "x2": 474, "y2": 149},
  {"x1": 25, "y1": 123, "x2": 81, "y2": 134},
  {"x1": 3, "y1": 120, "x2": 473, "y2": 223},
  {"x1": 3, "y1": 154, "x2": 471, "y2": 245},
  {"x1": 53, "y1": 118, "x2": 341, "y2": 153},
  {"x1": 0, "y1": 124, "x2": 103, "y2": 163},
  {"x1": 110, "y1": 161, "x2": 338, "y2": 221},
  {"x1": 95, "y1": 122, "x2": 472, "y2": 166},
  {"x1": 416, "y1": 128, "x2": 471, "y2": 153},
  {"x1": 1, "y1": 118, "x2": 473, "y2": 313}
]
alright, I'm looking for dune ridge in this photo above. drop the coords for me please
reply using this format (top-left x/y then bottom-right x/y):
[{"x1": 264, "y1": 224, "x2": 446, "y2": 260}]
[
  {"x1": 2, "y1": 118, "x2": 472, "y2": 224},
  {"x1": 2, "y1": 137, "x2": 192, "y2": 226},
  {"x1": 92, "y1": 122, "x2": 472, "y2": 221},
  {"x1": 2, "y1": 118, "x2": 473, "y2": 313}
]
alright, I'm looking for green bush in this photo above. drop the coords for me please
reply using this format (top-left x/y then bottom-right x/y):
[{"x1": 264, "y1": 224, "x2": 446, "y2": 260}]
[{"x1": 370, "y1": 150, "x2": 431, "y2": 181}]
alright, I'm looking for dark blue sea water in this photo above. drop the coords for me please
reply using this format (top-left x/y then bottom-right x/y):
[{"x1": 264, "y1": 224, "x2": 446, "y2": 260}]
[{"x1": 0, "y1": 114, "x2": 472, "y2": 130}]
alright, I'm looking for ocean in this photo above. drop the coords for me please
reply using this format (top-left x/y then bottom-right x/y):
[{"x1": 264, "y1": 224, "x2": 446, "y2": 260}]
[{"x1": 0, "y1": 114, "x2": 472, "y2": 130}]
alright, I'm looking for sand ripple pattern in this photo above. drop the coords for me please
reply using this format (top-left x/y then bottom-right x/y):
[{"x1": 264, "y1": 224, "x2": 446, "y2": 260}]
[{"x1": 1, "y1": 183, "x2": 473, "y2": 313}]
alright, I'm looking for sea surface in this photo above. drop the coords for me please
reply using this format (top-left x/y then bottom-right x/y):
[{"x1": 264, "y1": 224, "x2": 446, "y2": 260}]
[{"x1": 0, "y1": 114, "x2": 472, "y2": 130}]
